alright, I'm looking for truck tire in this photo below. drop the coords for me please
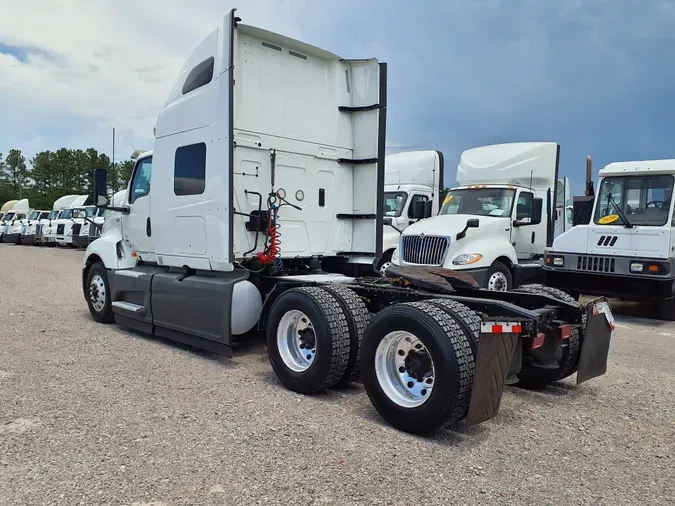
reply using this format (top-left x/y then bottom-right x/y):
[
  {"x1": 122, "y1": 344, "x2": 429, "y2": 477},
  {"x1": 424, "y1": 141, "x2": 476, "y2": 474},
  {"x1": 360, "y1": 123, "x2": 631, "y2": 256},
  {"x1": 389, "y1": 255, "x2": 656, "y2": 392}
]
[
  {"x1": 266, "y1": 287, "x2": 351, "y2": 394},
  {"x1": 514, "y1": 283, "x2": 578, "y2": 305},
  {"x1": 424, "y1": 298, "x2": 480, "y2": 354},
  {"x1": 512, "y1": 284, "x2": 582, "y2": 388},
  {"x1": 323, "y1": 285, "x2": 371, "y2": 384},
  {"x1": 486, "y1": 261, "x2": 512, "y2": 291},
  {"x1": 360, "y1": 301, "x2": 475, "y2": 434},
  {"x1": 85, "y1": 262, "x2": 115, "y2": 323}
]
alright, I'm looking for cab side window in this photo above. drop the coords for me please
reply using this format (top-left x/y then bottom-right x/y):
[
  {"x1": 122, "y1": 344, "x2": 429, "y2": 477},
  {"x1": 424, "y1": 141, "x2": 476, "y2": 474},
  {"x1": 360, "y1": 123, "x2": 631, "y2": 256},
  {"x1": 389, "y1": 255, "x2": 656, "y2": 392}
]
[
  {"x1": 516, "y1": 192, "x2": 533, "y2": 220},
  {"x1": 407, "y1": 194, "x2": 429, "y2": 219},
  {"x1": 129, "y1": 157, "x2": 152, "y2": 204}
]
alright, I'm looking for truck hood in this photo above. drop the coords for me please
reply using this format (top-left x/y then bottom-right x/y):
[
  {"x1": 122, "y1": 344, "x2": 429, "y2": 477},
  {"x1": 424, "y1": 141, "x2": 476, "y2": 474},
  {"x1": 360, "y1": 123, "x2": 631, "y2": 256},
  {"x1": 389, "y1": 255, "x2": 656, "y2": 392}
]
[{"x1": 402, "y1": 214, "x2": 510, "y2": 239}]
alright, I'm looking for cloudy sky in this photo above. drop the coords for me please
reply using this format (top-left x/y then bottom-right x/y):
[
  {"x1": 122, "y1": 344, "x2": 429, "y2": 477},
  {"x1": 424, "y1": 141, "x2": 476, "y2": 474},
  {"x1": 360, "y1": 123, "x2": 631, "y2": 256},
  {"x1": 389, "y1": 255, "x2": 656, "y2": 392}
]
[{"x1": 1, "y1": 0, "x2": 674, "y2": 195}]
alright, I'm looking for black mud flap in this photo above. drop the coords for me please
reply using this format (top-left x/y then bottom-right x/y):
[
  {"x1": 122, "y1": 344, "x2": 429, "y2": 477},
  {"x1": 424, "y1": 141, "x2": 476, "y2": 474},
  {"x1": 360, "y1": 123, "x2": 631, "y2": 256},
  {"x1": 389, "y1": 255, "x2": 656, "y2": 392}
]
[
  {"x1": 576, "y1": 298, "x2": 614, "y2": 385},
  {"x1": 465, "y1": 327, "x2": 520, "y2": 427}
]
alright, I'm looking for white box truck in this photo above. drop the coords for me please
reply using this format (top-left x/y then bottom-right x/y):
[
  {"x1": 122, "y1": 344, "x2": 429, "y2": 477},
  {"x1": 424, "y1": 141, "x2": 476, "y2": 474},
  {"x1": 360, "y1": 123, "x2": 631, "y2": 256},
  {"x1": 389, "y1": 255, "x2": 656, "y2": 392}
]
[
  {"x1": 81, "y1": 10, "x2": 614, "y2": 434},
  {"x1": 388, "y1": 142, "x2": 564, "y2": 291},
  {"x1": 545, "y1": 157, "x2": 675, "y2": 319}
]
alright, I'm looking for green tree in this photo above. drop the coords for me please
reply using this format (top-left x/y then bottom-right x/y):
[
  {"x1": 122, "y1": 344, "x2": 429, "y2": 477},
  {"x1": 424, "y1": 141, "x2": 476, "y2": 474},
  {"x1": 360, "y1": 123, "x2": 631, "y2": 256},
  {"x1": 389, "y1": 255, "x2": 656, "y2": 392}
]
[{"x1": 4, "y1": 149, "x2": 29, "y2": 199}]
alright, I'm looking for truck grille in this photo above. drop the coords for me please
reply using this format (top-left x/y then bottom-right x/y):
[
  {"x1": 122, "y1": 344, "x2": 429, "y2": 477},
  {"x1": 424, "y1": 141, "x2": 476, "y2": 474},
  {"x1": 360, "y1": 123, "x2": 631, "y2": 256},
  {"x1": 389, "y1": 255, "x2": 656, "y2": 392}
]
[
  {"x1": 72, "y1": 224, "x2": 82, "y2": 235},
  {"x1": 577, "y1": 255, "x2": 615, "y2": 273},
  {"x1": 57, "y1": 224, "x2": 65, "y2": 235},
  {"x1": 36, "y1": 224, "x2": 43, "y2": 237},
  {"x1": 401, "y1": 235, "x2": 450, "y2": 265},
  {"x1": 89, "y1": 225, "x2": 102, "y2": 240}
]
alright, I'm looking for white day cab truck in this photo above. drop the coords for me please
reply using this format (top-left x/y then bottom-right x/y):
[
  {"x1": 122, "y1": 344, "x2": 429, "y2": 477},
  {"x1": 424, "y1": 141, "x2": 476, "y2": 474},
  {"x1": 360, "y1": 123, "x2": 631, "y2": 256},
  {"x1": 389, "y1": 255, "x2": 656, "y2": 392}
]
[
  {"x1": 82, "y1": 10, "x2": 615, "y2": 435},
  {"x1": 545, "y1": 157, "x2": 675, "y2": 319},
  {"x1": 0, "y1": 199, "x2": 32, "y2": 243},
  {"x1": 335, "y1": 149, "x2": 444, "y2": 276},
  {"x1": 388, "y1": 142, "x2": 569, "y2": 291}
]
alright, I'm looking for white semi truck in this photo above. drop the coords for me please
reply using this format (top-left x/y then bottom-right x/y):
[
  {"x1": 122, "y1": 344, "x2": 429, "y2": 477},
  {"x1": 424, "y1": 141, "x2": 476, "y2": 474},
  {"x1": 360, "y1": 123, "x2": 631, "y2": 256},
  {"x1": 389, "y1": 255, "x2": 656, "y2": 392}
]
[
  {"x1": 388, "y1": 142, "x2": 564, "y2": 291},
  {"x1": 0, "y1": 200, "x2": 18, "y2": 222},
  {"x1": 42, "y1": 195, "x2": 88, "y2": 246},
  {"x1": 338, "y1": 149, "x2": 444, "y2": 275},
  {"x1": 544, "y1": 157, "x2": 675, "y2": 319},
  {"x1": 75, "y1": 191, "x2": 128, "y2": 247},
  {"x1": 34, "y1": 194, "x2": 80, "y2": 246},
  {"x1": 6, "y1": 209, "x2": 50, "y2": 244},
  {"x1": 81, "y1": 10, "x2": 614, "y2": 435},
  {"x1": 0, "y1": 199, "x2": 32, "y2": 242}
]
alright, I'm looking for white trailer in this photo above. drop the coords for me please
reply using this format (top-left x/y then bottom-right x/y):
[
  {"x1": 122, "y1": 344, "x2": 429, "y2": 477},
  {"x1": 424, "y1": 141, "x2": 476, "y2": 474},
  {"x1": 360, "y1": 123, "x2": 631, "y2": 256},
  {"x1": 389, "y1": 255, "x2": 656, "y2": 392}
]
[
  {"x1": 545, "y1": 158, "x2": 675, "y2": 318},
  {"x1": 81, "y1": 10, "x2": 614, "y2": 435},
  {"x1": 388, "y1": 142, "x2": 564, "y2": 291}
]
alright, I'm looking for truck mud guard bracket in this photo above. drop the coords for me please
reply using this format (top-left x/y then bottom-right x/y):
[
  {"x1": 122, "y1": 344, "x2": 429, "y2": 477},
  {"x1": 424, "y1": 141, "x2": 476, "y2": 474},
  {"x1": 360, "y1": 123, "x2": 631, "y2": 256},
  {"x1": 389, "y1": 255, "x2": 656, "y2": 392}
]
[{"x1": 465, "y1": 320, "x2": 521, "y2": 427}]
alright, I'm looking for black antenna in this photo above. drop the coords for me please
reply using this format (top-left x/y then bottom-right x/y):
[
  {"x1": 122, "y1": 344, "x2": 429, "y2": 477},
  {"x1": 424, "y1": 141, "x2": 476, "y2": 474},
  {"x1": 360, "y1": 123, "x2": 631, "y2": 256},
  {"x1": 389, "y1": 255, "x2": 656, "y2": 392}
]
[
  {"x1": 112, "y1": 127, "x2": 116, "y2": 195},
  {"x1": 529, "y1": 169, "x2": 533, "y2": 191}
]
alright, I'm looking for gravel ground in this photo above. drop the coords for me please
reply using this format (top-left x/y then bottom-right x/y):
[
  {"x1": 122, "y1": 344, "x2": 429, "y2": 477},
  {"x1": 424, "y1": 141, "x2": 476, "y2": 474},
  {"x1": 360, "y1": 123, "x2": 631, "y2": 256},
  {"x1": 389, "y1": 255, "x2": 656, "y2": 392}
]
[{"x1": 1, "y1": 244, "x2": 673, "y2": 506}]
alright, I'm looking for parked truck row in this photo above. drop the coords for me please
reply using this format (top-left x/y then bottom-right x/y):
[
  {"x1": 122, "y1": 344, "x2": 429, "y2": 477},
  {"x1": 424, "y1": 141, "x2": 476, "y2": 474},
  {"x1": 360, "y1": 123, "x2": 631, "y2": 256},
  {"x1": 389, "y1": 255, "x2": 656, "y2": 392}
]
[{"x1": 68, "y1": 10, "x2": 615, "y2": 436}]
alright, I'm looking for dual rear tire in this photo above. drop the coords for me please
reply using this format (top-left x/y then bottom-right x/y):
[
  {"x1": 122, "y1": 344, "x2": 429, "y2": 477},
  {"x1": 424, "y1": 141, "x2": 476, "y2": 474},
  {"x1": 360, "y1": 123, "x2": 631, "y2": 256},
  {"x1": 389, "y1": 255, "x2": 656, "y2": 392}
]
[{"x1": 266, "y1": 288, "x2": 478, "y2": 434}]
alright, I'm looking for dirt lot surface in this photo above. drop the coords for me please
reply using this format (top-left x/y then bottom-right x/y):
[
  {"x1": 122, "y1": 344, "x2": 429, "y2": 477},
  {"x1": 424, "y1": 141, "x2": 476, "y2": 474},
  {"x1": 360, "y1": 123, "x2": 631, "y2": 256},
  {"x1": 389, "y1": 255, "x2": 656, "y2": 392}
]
[{"x1": 1, "y1": 244, "x2": 673, "y2": 506}]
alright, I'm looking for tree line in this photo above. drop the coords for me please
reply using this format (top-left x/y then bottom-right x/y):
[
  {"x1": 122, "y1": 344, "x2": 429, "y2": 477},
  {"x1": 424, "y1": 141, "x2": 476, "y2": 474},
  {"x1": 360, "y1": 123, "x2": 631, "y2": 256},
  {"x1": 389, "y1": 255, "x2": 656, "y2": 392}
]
[{"x1": 0, "y1": 148, "x2": 134, "y2": 210}]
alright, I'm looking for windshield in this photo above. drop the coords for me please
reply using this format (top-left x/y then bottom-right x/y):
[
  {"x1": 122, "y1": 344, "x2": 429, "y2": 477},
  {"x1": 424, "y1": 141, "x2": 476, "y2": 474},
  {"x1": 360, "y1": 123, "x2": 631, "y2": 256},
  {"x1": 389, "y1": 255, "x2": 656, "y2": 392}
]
[
  {"x1": 439, "y1": 188, "x2": 516, "y2": 217},
  {"x1": 593, "y1": 175, "x2": 674, "y2": 226},
  {"x1": 47, "y1": 210, "x2": 59, "y2": 219},
  {"x1": 383, "y1": 192, "x2": 407, "y2": 217},
  {"x1": 86, "y1": 207, "x2": 97, "y2": 217},
  {"x1": 60, "y1": 209, "x2": 73, "y2": 219},
  {"x1": 28, "y1": 211, "x2": 40, "y2": 220},
  {"x1": 4, "y1": 212, "x2": 15, "y2": 221}
]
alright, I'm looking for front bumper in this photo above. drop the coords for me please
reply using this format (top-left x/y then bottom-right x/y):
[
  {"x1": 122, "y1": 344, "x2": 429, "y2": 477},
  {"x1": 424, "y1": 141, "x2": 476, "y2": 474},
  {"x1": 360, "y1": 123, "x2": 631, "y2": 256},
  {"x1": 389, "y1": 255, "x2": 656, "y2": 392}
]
[
  {"x1": 21, "y1": 234, "x2": 36, "y2": 245},
  {"x1": 72, "y1": 235, "x2": 90, "y2": 248},
  {"x1": 544, "y1": 251, "x2": 675, "y2": 301},
  {"x1": 3, "y1": 233, "x2": 20, "y2": 244}
]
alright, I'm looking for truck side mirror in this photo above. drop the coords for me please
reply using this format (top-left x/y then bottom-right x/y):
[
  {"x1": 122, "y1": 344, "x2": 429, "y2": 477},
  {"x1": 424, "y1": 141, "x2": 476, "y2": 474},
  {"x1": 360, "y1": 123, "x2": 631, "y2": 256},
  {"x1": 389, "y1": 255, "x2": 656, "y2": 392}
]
[
  {"x1": 572, "y1": 196, "x2": 595, "y2": 226},
  {"x1": 424, "y1": 200, "x2": 433, "y2": 218},
  {"x1": 456, "y1": 218, "x2": 479, "y2": 240},
  {"x1": 531, "y1": 198, "x2": 543, "y2": 225},
  {"x1": 412, "y1": 200, "x2": 427, "y2": 220},
  {"x1": 383, "y1": 217, "x2": 403, "y2": 235},
  {"x1": 93, "y1": 168, "x2": 108, "y2": 207}
]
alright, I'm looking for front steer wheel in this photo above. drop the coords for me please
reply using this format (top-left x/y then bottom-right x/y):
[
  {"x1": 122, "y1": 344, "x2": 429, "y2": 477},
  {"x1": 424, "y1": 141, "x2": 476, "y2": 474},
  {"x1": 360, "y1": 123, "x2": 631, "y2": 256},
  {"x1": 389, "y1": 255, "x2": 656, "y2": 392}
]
[
  {"x1": 360, "y1": 301, "x2": 475, "y2": 434},
  {"x1": 266, "y1": 287, "x2": 351, "y2": 394},
  {"x1": 85, "y1": 262, "x2": 114, "y2": 323}
]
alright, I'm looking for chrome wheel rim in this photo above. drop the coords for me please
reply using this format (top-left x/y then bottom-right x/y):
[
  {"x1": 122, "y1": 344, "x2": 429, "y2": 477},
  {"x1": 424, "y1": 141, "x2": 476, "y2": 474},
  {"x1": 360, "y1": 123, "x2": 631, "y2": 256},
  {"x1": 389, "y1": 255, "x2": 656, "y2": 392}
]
[
  {"x1": 277, "y1": 310, "x2": 316, "y2": 372},
  {"x1": 379, "y1": 261, "x2": 392, "y2": 275},
  {"x1": 487, "y1": 271, "x2": 508, "y2": 291},
  {"x1": 375, "y1": 331, "x2": 435, "y2": 408},
  {"x1": 89, "y1": 274, "x2": 106, "y2": 312}
]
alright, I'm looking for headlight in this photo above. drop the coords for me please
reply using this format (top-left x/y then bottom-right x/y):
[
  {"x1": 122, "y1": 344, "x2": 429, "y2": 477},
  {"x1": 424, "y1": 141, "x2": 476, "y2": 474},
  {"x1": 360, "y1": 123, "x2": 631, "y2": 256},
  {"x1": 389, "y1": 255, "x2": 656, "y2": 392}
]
[
  {"x1": 630, "y1": 262, "x2": 643, "y2": 273},
  {"x1": 452, "y1": 253, "x2": 483, "y2": 265},
  {"x1": 81, "y1": 223, "x2": 89, "y2": 234},
  {"x1": 44, "y1": 227, "x2": 52, "y2": 234}
]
